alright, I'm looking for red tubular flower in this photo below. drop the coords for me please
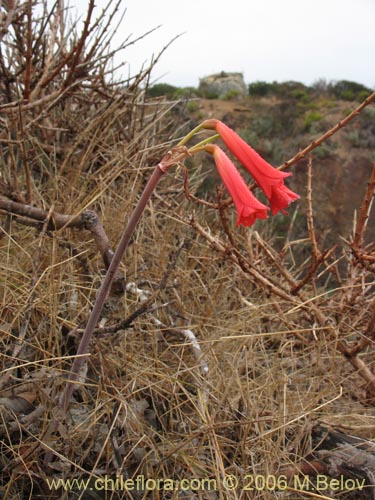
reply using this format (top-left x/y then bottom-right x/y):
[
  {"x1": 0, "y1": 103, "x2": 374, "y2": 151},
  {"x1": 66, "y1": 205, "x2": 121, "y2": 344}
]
[
  {"x1": 203, "y1": 119, "x2": 299, "y2": 215},
  {"x1": 206, "y1": 144, "x2": 269, "y2": 227}
]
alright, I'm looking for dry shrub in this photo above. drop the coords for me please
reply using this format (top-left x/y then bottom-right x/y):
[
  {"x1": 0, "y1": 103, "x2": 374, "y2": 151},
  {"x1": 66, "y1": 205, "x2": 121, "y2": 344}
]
[{"x1": 1, "y1": 2, "x2": 375, "y2": 500}]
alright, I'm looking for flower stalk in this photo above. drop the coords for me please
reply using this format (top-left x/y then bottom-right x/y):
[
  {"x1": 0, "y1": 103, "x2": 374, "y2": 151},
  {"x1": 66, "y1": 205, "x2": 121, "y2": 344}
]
[
  {"x1": 59, "y1": 118, "x2": 299, "y2": 414},
  {"x1": 59, "y1": 164, "x2": 165, "y2": 411},
  {"x1": 177, "y1": 122, "x2": 207, "y2": 146},
  {"x1": 59, "y1": 145, "x2": 197, "y2": 414}
]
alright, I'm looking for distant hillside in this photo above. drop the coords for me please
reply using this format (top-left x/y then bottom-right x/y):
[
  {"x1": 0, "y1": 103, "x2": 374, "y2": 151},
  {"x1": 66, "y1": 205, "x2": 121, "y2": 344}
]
[{"x1": 149, "y1": 79, "x2": 375, "y2": 244}]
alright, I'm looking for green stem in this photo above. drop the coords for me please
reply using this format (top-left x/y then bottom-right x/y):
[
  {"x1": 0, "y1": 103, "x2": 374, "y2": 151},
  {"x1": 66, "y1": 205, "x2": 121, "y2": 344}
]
[
  {"x1": 177, "y1": 122, "x2": 206, "y2": 146},
  {"x1": 188, "y1": 134, "x2": 220, "y2": 152}
]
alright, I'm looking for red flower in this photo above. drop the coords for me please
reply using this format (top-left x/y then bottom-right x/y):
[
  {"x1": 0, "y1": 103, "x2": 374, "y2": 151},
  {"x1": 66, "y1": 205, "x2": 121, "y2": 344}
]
[
  {"x1": 203, "y1": 119, "x2": 299, "y2": 215},
  {"x1": 206, "y1": 144, "x2": 269, "y2": 227}
]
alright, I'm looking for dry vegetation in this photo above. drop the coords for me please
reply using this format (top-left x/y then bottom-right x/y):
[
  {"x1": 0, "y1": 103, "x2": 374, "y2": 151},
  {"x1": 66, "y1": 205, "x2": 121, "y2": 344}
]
[{"x1": 1, "y1": 1, "x2": 375, "y2": 499}]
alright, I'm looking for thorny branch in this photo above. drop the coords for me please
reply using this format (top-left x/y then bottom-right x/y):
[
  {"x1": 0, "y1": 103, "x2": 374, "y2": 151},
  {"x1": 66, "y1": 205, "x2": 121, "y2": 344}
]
[
  {"x1": 352, "y1": 162, "x2": 375, "y2": 255},
  {"x1": 188, "y1": 150, "x2": 375, "y2": 394},
  {"x1": 305, "y1": 157, "x2": 320, "y2": 262}
]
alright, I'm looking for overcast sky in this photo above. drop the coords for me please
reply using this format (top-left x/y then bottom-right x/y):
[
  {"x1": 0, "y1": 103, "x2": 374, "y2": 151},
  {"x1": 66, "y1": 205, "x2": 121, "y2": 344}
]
[{"x1": 72, "y1": 0, "x2": 375, "y2": 89}]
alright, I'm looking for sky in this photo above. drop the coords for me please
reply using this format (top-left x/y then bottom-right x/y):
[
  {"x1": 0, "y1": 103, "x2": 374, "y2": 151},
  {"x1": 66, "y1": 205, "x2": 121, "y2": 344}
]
[{"x1": 71, "y1": 0, "x2": 375, "y2": 89}]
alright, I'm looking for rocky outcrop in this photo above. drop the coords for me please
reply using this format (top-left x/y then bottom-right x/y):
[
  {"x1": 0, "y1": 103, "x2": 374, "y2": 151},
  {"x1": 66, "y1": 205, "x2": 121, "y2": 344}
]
[{"x1": 198, "y1": 72, "x2": 247, "y2": 99}]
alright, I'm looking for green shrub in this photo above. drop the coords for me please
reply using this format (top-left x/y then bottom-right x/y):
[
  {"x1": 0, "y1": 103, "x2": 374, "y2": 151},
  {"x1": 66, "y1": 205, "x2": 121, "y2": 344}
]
[
  {"x1": 248, "y1": 78, "x2": 372, "y2": 102},
  {"x1": 312, "y1": 78, "x2": 330, "y2": 93},
  {"x1": 173, "y1": 86, "x2": 199, "y2": 99},
  {"x1": 248, "y1": 81, "x2": 276, "y2": 96},
  {"x1": 346, "y1": 130, "x2": 361, "y2": 148},
  {"x1": 341, "y1": 89, "x2": 355, "y2": 101},
  {"x1": 223, "y1": 89, "x2": 241, "y2": 100},
  {"x1": 238, "y1": 129, "x2": 260, "y2": 149},
  {"x1": 360, "y1": 106, "x2": 375, "y2": 121},
  {"x1": 186, "y1": 100, "x2": 200, "y2": 112},
  {"x1": 330, "y1": 80, "x2": 372, "y2": 101},
  {"x1": 147, "y1": 84, "x2": 201, "y2": 100},
  {"x1": 319, "y1": 98, "x2": 337, "y2": 109},
  {"x1": 357, "y1": 89, "x2": 371, "y2": 102},
  {"x1": 249, "y1": 115, "x2": 279, "y2": 137},
  {"x1": 203, "y1": 89, "x2": 220, "y2": 99},
  {"x1": 314, "y1": 141, "x2": 337, "y2": 158},
  {"x1": 248, "y1": 80, "x2": 317, "y2": 101},
  {"x1": 146, "y1": 83, "x2": 178, "y2": 98},
  {"x1": 290, "y1": 89, "x2": 311, "y2": 103},
  {"x1": 241, "y1": 101, "x2": 299, "y2": 140},
  {"x1": 273, "y1": 81, "x2": 308, "y2": 98},
  {"x1": 348, "y1": 108, "x2": 375, "y2": 148},
  {"x1": 303, "y1": 111, "x2": 323, "y2": 131},
  {"x1": 262, "y1": 138, "x2": 284, "y2": 164},
  {"x1": 272, "y1": 101, "x2": 300, "y2": 137}
]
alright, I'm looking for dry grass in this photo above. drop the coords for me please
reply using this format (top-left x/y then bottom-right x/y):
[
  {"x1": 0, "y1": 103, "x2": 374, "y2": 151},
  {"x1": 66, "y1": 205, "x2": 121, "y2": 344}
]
[{"x1": 1, "y1": 2, "x2": 375, "y2": 499}]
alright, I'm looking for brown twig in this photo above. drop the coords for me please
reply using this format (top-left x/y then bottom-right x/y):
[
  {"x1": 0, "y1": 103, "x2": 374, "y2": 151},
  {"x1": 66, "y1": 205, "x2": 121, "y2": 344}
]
[
  {"x1": 113, "y1": 239, "x2": 187, "y2": 330},
  {"x1": 252, "y1": 230, "x2": 299, "y2": 290},
  {"x1": 23, "y1": 0, "x2": 33, "y2": 101},
  {"x1": 17, "y1": 104, "x2": 32, "y2": 203},
  {"x1": 182, "y1": 164, "x2": 219, "y2": 209},
  {"x1": 291, "y1": 246, "x2": 337, "y2": 295},
  {"x1": 7, "y1": 143, "x2": 19, "y2": 194},
  {"x1": 217, "y1": 186, "x2": 237, "y2": 249},
  {"x1": 190, "y1": 216, "x2": 300, "y2": 305},
  {"x1": 352, "y1": 162, "x2": 375, "y2": 252},
  {"x1": 344, "y1": 297, "x2": 375, "y2": 356},
  {"x1": 63, "y1": 0, "x2": 95, "y2": 87},
  {"x1": 28, "y1": 0, "x2": 60, "y2": 101},
  {"x1": 0, "y1": 1, "x2": 26, "y2": 42},
  {"x1": 80, "y1": 210, "x2": 114, "y2": 269},
  {"x1": 0, "y1": 194, "x2": 81, "y2": 229},
  {"x1": 340, "y1": 342, "x2": 375, "y2": 389},
  {"x1": 305, "y1": 157, "x2": 320, "y2": 261}
]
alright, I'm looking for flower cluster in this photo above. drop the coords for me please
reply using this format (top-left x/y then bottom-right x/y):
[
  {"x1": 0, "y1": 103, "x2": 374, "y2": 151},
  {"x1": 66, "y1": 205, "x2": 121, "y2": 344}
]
[{"x1": 202, "y1": 119, "x2": 299, "y2": 227}]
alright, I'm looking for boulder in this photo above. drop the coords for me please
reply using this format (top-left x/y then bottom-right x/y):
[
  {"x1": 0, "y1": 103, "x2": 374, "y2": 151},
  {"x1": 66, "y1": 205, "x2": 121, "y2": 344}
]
[{"x1": 199, "y1": 71, "x2": 247, "y2": 99}]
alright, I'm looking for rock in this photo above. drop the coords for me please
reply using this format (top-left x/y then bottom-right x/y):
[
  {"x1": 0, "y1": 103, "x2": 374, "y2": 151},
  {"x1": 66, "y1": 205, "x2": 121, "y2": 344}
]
[{"x1": 199, "y1": 71, "x2": 247, "y2": 99}]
